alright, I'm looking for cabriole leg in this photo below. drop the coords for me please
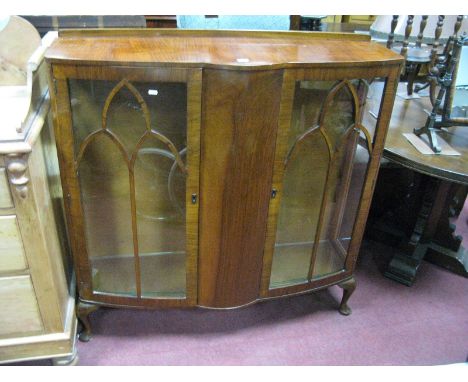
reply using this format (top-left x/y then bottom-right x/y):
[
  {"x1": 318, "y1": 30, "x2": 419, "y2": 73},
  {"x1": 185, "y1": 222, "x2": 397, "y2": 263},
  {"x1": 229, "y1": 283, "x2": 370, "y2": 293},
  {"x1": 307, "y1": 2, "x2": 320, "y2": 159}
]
[
  {"x1": 77, "y1": 300, "x2": 99, "y2": 342},
  {"x1": 338, "y1": 277, "x2": 356, "y2": 316}
]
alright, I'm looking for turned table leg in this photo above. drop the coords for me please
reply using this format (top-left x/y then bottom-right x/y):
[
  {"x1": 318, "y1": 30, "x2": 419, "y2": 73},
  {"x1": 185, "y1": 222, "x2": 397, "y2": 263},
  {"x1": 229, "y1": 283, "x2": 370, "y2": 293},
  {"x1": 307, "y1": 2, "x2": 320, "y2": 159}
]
[
  {"x1": 77, "y1": 300, "x2": 99, "y2": 342},
  {"x1": 338, "y1": 277, "x2": 356, "y2": 316},
  {"x1": 406, "y1": 63, "x2": 422, "y2": 96}
]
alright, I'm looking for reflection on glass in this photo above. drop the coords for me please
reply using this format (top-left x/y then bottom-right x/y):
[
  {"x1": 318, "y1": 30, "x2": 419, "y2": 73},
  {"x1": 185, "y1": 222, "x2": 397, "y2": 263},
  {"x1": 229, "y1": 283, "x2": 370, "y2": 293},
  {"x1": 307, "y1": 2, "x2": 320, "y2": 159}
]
[
  {"x1": 135, "y1": 138, "x2": 187, "y2": 298},
  {"x1": 269, "y1": 79, "x2": 372, "y2": 289},
  {"x1": 106, "y1": 85, "x2": 147, "y2": 153},
  {"x1": 312, "y1": 130, "x2": 356, "y2": 278},
  {"x1": 362, "y1": 78, "x2": 385, "y2": 138},
  {"x1": 310, "y1": 84, "x2": 355, "y2": 278},
  {"x1": 134, "y1": 83, "x2": 187, "y2": 150},
  {"x1": 69, "y1": 80, "x2": 117, "y2": 156},
  {"x1": 338, "y1": 143, "x2": 370, "y2": 251},
  {"x1": 286, "y1": 81, "x2": 336, "y2": 149},
  {"x1": 70, "y1": 79, "x2": 188, "y2": 299},
  {"x1": 320, "y1": 83, "x2": 355, "y2": 148},
  {"x1": 270, "y1": 129, "x2": 329, "y2": 286}
]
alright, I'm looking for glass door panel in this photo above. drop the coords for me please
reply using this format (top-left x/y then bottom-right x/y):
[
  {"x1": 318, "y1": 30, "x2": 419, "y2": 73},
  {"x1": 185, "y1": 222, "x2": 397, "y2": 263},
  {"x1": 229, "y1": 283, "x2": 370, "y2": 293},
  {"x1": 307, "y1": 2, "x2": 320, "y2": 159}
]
[
  {"x1": 270, "y1": 129, "x2": 329, "y2": 287},
  {"x1": 78, "y1": 133, "x2": 136, "y2": 297},
  {"x1": 269, "y1": 79, "x2": 373, "y2": 289},
  {"x1": 69, "y1": 79, "x2": 112, "y2": 155},
  {"x1": 69, "y1": 78, "x2": 189, "y2": 300},
  {"x1": 106, "y1": 85, "x2": 147, "y2": 153},
  {"x1": 337, "y1": 142, "x2": 370, "y2": 253},
  {"x1": 134, "y1": 138, "x2": 187, "y2": 298},
  {"x1": 312, "y1": 129, "x2": 357, "y2": 278}
]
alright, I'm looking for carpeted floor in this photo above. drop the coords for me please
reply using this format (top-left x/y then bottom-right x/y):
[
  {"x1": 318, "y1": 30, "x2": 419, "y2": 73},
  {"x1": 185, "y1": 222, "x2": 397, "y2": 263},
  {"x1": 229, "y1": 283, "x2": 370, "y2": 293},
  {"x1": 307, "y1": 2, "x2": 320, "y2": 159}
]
[{"x1": 8, "y1": 204, "x2": 468, "y2": 366}]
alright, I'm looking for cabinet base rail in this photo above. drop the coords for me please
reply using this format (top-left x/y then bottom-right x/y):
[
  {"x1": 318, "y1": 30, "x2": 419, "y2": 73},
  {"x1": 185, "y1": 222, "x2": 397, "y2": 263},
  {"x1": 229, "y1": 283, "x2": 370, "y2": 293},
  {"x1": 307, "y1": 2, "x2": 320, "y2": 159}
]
[{"x1": 76, "y1": 276, "x2": 357, "y2": 342}]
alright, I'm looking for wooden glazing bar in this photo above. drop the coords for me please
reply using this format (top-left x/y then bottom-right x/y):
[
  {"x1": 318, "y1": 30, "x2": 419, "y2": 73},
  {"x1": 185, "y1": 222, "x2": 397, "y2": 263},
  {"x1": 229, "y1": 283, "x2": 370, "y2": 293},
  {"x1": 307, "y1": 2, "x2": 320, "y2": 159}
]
[
  {"x1": 357, "y1": 123, "x2": 373, "y2": 155},
  {"x1": 75, "y1": 130, "x2": 103, "y2": 165},
  {"x1": 306, "y1": 129, "x2": 333, "y2": 282},
  {"x1": 347, "y1": 80, "x2": 361, "y2": 122},
  {"x1": 284, "y1": 125, "x2": 320, "y2": 167},
  {"x1": 307, "y1": 80, "x2": 352, "y2": 281},
  {"x1": 128, "y1": 165, "x2": 141, "y2": 298},
  {"x1": 317, "y1": 80, "x2": 357, "y2": 126},
  {"x1": 326, "y1": 79, "x2": 364, "y2": 242},
  {"x1": 345, "y1": 68, "x2": 401, "y2": 272},
  {"x1": 75, "y1": 130, "x2": 130, "y2": 167},
  {"x1": 328, "y1": 128, "x2": 360, "y2": 242},
  {"x1": 148, "y1": 130, "x2": 186, "y2": 174},
  {"x1": 331, "y1": 237, "x2": 348, "y2": 258},
  {"x1": 123, "y1": 89, "x2": 156, "y2": 300},
  {"x1": 101, "y1": 79, "x2": 151, "y2": 131}
]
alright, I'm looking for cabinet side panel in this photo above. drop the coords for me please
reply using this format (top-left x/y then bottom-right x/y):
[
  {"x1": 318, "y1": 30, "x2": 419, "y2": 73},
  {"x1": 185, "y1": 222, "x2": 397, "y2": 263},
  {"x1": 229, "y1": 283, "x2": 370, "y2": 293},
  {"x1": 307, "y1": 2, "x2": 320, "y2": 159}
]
[{"x1": 199, "y1": 69, "x2": 282, "y2": 308}]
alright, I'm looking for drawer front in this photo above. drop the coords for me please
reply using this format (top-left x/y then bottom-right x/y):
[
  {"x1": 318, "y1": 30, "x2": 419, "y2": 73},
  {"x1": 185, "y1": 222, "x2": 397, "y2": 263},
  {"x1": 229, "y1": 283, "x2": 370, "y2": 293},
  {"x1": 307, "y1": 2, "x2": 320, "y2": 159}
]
[
  {"x1": 0, "y1": 276, "x2": 43, "y2": 337},
  {"x1": 0, "y1": 168, "x2": 13, "y2": 209},
  {"x1": 0, "y1": 215, "x2": 28, "y2": 272}
]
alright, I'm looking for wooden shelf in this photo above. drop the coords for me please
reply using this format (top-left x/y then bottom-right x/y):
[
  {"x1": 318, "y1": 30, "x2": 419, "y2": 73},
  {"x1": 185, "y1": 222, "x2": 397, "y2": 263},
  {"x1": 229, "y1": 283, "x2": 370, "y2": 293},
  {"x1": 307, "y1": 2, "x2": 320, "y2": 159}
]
[
  {"x1": 92, "y1": 252, "x2": 186, "y2": 298},
  {"x1": 270, "y1": 240, "x2": 348, "y2": 289}
]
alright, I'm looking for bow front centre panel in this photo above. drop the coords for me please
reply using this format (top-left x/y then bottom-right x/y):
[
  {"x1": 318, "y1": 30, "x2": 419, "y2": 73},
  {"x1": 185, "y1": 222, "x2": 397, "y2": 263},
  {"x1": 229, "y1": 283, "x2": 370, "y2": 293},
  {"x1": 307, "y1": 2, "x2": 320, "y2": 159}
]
[{"x1": 45, "y1": 29, "x2": 402, "y2": 340}]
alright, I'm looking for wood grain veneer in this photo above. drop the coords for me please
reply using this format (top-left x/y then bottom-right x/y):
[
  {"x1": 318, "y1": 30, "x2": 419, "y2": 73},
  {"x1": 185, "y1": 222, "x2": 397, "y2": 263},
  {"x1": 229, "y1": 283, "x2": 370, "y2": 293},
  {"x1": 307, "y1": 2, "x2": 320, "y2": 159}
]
[
  {"x1": 46, "y1": 30, "x2": 403, "y2": 323},
  {"x1": 45, "y1": 29, "x2": 401, "y2": 70},
  {"x1": 198, "y1": 69, "x2": 283, "y2": 308}
]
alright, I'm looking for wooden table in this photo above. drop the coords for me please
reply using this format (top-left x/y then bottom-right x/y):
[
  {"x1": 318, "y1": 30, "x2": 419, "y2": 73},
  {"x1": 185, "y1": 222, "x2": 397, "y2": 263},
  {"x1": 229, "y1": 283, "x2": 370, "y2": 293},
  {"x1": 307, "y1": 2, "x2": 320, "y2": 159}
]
[{"x1": 364, "y1": 82, "x2": 468, "y2": 285}]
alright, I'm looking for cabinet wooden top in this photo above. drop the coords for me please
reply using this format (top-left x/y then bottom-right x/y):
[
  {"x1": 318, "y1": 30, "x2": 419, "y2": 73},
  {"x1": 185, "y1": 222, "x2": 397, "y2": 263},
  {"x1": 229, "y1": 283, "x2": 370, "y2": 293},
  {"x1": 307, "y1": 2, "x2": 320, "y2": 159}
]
[{"x1": 45, "y1": 29, "x2": 403, "y2": 70}]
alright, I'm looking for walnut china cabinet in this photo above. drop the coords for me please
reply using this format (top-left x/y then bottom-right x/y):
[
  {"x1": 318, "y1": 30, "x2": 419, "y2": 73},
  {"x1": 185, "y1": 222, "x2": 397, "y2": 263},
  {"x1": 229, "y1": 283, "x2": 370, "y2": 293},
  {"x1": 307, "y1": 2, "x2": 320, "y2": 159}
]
[{"x1": 45, "y1": 29, "x2": 403, "y2": 341}]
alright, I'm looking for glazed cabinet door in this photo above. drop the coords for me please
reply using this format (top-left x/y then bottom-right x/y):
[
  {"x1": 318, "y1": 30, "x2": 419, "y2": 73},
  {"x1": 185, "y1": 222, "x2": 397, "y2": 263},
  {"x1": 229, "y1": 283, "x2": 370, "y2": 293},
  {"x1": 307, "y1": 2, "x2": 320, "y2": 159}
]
[
  {"x1": 51, "y1": 66, "x2": 201, "y2": 307},
  {"x1": 261, "y1": 69, "x2": 394, "y2": 297}
]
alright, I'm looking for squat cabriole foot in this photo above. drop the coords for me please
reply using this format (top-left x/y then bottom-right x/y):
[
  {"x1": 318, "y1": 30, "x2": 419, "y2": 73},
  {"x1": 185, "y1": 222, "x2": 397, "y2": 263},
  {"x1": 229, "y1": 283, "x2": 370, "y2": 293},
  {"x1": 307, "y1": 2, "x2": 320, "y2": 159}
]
[
  {"x1": 338, "y1": 277, "x2": 356, "y2": 316},
  {"x1": 77, "y1": 300, "x2": 99, "y2": 342}
]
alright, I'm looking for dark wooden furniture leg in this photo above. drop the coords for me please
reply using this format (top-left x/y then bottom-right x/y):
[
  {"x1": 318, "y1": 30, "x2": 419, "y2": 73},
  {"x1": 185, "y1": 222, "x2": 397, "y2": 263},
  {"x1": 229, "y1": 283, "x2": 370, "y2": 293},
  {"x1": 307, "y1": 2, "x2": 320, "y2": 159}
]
[
  {"x1": 385, "y1": 176, "x2": 447, "y2": 285},
  {"x1": 414, "y1": 80, "x2": 430, "y2": 94},
  {"x1": 406, "y1": 63, "x2": 421, "y2": 96},
  {"x1": 384, "y1": 177, "x2": 468, "y2": 285},
  {"x1": 338, "y1": 277, "x2": 356, "y2": 316},
  {"x1": 77, "y1": 300, "x2": 99, "y2": 342},
  {"x1": 424, "y1": 184, "x2": 468, "y2": 277}
]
